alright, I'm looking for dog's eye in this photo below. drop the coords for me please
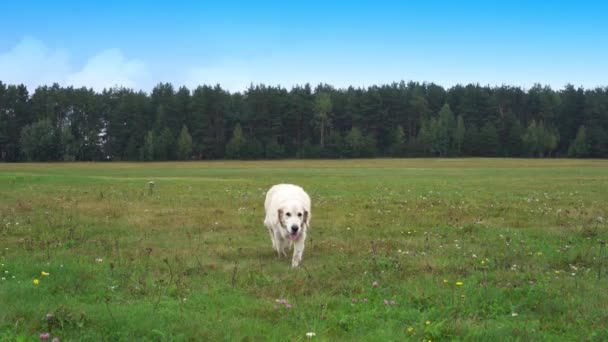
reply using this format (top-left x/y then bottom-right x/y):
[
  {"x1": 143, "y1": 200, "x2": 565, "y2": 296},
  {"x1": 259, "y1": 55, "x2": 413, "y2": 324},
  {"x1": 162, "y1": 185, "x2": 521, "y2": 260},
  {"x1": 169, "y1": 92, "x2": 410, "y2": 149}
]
[
  {"x1": 297, "y1": 212, "x2": 302, "y2": 217},
  {"x1": 286, "y1": 212, "x2": 291, "y2": 217}
]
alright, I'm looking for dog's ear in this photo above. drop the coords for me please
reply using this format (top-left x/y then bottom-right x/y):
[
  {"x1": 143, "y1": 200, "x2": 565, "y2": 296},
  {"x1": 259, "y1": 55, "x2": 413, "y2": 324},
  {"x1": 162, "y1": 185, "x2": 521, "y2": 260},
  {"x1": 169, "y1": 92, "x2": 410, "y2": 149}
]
[
  {"x1": 303, "y1": 210, "x2": 309, "y2": 226},
  {"x1": 278, "y1": 208, "x2": 284, "y2": 227}
]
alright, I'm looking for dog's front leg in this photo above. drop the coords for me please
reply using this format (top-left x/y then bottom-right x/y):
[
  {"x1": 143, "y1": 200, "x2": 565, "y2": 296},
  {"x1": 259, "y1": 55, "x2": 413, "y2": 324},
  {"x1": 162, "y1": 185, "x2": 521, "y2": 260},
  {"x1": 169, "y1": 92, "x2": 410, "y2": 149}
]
[
  {"x1": 273, "y1": 231, "x2": 288, "y2": 258},
  {"x1": 291, "y1": 233, "x2": 306, "y2": 268},
  {"x1": 267, "y1": 227, "x2": 277, "y2": 252}
]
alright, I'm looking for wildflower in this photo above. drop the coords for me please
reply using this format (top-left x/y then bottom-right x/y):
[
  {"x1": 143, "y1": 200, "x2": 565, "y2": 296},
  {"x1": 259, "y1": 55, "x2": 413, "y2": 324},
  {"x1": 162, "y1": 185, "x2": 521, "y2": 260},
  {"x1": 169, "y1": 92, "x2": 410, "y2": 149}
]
[
  {"x1": 407, "y1": 327, "x2": 414, "y2": 333},
  {"x1": 279, "y1": 299, "x2": 287, "y2": 305},
  {"x1": 511, "y1": 312, "x2": 518, "y2": 317},
  {"x1": 52, "y1": 338, "x2": 60, "y2": 342},
  {"x1": 285, "y1": 303, "x2": 292, "y2": 309},
  {"x1": 384, "y1": 299, "x2": 389, "y2": 305},
  {"x1": 306, "y1": 332, "x2": 316, "y2": 338},
  {"x1": 536, "y1": 252, "x2": 543, "y2": 256},
  {"x1": 95, "y1": 258, "x2": 103, "y2": 263},
  {"x1": 33, "y1": 279, "x2": 40, "y2": 285},
  {"x1": 426, "y1": 320, "x2": 431, "y2": 325},
  {"x1": 443, "y1": 279, "x2": 449, "y2": 284},
  {"x1": 372, "y1": 280, "x2": 378, "y2": 288},
  {"x1": 46, "y1": 313, "x2": 54, "y2": 320},
  {"x1": 456, "y1": 281, "x2": 463, "y2": 286},
  {"x1": 40, "y1": 332, "x2": 50, "y2": 340},
  {"x1": 1, "y1": 277, "x2": 4, "y2": 281},
  {"x1": 41, "y1": 271, "x2": 50, "y2": 276},
  {"x1": 351, "y1": 298, "x2": 357, "y2": 303},
  {"x1": 4, "y1": 270, "x2": 7, "y2": 274},
  {"x1": 390, "y1": 300, "x2": 396, "y2": 305},
  {"x1": 363, "y1": 298, "x2": 368, "y2": 303}
]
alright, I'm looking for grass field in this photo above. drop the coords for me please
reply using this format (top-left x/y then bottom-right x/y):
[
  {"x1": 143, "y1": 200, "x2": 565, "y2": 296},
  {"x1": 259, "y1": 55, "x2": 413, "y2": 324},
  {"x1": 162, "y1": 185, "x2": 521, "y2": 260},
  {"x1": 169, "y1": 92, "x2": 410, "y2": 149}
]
[{"x1": 1, "y1": 159, "x2": 608, "y2": 341}]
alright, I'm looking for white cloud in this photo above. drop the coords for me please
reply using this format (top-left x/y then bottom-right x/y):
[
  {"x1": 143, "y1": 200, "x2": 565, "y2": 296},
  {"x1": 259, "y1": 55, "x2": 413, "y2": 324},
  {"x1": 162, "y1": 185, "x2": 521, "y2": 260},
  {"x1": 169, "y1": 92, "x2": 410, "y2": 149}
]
[
  {"x1": 0, "y1": 37, "x2": 71, "y2": 89},
  {"x1": 0, "y1": 37, "x2": 150, "y2": 91},
  {"x1": 66, "y1": 48, "x2": 149, "y2": 91}
]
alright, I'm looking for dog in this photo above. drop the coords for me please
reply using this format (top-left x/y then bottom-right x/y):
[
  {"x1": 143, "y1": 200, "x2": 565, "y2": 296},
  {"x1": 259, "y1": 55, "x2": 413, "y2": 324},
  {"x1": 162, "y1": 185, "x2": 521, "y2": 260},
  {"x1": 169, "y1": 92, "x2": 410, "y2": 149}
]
[{"x1": 263, "y1": 184, "x2": 311, "y2": 268}]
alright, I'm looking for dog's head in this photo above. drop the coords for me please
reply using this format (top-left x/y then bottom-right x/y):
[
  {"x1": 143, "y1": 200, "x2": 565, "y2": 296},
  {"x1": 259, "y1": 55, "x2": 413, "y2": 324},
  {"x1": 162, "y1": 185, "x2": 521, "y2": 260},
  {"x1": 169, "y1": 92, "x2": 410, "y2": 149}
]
[{"x1": 277, "y1": 200, "x2": 309, "y2": 241}]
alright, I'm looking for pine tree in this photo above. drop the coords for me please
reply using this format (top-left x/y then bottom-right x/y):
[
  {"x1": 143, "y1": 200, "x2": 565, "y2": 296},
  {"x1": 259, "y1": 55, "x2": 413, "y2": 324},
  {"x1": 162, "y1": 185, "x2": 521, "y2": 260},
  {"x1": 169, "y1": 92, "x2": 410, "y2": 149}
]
[
  {"x1": 454, "y1": 115, "x2": 465, "y2": 156},
  {"x1": 225, "y1": 123, "x2": 247, "y2": 159},
  {"x1": 568, "y1": 125, "x2": 590, "y2": 157},
  {"x1": 313, "y1": 92, "x2": 332, "y2": 148},
  {"x1": 141, "y1": 130, "x2": 156, "y2": 161},
  {"x1": 177, "y1": 125, "x2": 193, "y2": 160},
  {"x1": 389, "y1": 125, "x2": 406, "y2": 157},
  {"x1": 478, "y1": 122, "x2": 499, "y2": 156}
]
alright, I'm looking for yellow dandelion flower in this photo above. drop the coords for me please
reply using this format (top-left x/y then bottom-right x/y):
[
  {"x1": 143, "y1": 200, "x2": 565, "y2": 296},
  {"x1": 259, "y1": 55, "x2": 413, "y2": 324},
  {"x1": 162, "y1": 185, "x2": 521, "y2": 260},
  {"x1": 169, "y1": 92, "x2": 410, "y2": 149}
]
[
  {"x1": 481, "y1": 260, "x2": 485, "y2": 265},
  {"x1": 456, "y1": 281, "x2": 464, "y2": 286},
  {"x1": 407, "y1": 327, "x2": 414, "y2": 333},
  {"x1": 554, "y1": 270, "x2": 560, "y2": 274},
  {"x1": 41, "y1": 271, "x2": 50, "y2": 276},
  {"x1": 536, "y1": 252, "x2": 543, "y2": 256},
  {"x1": 425, "y1": 320, "x2": 431, "y2": 325},
  {"x1": 443, "y1": 279, "x2": 449, "y2": 284},
  {"x1": 33, "y1": 279, "x2": 40, "y2": 285}
]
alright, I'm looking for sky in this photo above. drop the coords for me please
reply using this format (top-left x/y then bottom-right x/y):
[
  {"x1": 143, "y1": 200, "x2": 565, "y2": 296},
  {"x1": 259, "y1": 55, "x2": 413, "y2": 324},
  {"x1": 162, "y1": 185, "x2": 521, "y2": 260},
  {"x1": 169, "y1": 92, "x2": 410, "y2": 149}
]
[{"x1": 1, "y1": 0, "x2": 607, "y2": 92}]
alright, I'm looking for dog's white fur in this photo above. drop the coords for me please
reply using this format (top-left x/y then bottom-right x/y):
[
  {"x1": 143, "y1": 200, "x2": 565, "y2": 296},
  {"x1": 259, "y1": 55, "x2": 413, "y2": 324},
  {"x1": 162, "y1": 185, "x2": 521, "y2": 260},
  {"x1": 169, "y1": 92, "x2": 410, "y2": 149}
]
[{"x1": 264, "y1": 184, "x2": 311, "y2": 268}]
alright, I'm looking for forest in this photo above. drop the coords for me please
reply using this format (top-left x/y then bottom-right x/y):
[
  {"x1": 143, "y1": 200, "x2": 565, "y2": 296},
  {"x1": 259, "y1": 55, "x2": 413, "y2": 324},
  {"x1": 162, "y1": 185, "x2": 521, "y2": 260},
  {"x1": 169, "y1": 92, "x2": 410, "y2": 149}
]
[{"x1": 0, "y1": 81, "x2": 606, "y2": 161}]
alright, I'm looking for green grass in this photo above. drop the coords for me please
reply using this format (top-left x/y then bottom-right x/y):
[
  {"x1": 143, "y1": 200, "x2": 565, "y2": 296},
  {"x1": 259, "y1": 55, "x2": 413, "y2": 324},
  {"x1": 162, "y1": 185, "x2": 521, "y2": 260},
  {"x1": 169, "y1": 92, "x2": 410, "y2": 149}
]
[{"x1": 1, "y1": 159, "x2": 608, "y2": 341}]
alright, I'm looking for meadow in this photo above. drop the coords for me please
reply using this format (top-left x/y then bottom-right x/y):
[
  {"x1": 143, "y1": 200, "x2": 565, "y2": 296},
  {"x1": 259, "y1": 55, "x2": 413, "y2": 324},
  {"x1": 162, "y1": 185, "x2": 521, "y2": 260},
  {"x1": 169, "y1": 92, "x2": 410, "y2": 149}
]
[{"x1": 1, "y1": 159, "x2": 607, "y2": 341}]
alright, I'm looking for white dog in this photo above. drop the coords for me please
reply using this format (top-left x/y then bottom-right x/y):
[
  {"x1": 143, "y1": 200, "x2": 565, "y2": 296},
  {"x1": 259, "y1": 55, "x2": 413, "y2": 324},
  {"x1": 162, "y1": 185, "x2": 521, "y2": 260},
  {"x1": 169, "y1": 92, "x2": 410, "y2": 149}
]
[{"x1": 264, "y1": 184, "x2": 311, "y2": 268}]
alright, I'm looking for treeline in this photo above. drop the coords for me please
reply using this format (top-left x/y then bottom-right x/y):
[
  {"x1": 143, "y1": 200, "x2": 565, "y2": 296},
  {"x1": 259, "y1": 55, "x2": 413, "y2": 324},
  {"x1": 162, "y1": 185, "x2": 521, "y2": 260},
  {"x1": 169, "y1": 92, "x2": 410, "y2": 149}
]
[{"x1": 0, "y1": 81, "x2": 606, "y2": 161}]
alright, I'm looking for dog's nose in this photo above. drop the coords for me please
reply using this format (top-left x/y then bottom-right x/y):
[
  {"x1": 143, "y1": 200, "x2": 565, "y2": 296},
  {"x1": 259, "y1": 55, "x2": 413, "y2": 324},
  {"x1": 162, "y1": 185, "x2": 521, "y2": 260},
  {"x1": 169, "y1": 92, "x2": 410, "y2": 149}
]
[{"x1": 291, "y1": 225, "x2": 299, "y2": 233}]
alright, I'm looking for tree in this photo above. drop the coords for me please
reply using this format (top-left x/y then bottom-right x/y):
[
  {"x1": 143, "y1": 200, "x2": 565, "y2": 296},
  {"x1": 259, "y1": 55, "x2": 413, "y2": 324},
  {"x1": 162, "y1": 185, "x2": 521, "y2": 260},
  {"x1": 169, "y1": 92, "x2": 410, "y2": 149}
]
[
  {"x1": 407, "y1": 93, "x2": 430, "y2": 138},
  {"x1": 568, "y1": 126, "x2": 590, "y2": 157},
  {"x1": 388, "y1": 125, "x2": 406, "y2": 157},
  {"x1": 20, "y1": 119, "x2": 58, "y2": 161},
  {"x1": 344, "y1": 127, "x2": 376, "y2": 158},
  {"x1": 313, "y1": 92, "x2": 332, "y2": 148},
  {"x1": 523, "y1": 120, "x2": 559, "y2": 157},
  {"x1": 499, "y1": 111, "x2": 523, "y2": 156},
  {"x1": 2, "y1": 80, "x2": 608, "y2": 160},
  {"x1": 436, "y1": 104, "x2": 455, "y2": 156},
  {"x1": 60, "y1": 127, "x2": 77, "y2": 161},
  {"x1": 322, "y1": 130, "x2": 345, "y2": 158},
  {"x1": 478, "y1": 122, "x2": 499, "y2": 156},
  {"x1": 523, "y1": 120, "x2": 541, "y2": 157},
  {"x1": 454, "y1": 115, "x2": 465, "y2": 155},
  {"x1": 225, "y1": 123, "x2": 247, "y2": 159},
  {"x1": 177, "y1": 125, "x2": 193, "y2": 160},
  {"x1": 265, "y1": 140, "x2": 286, "y2": 159},
  {"x1": 141, "y1": 130, "x2": 156, "y2": 161},
  {"x1": 344, "y1": 127, "x2": 363, "y2": 157},
  {"x1": 541, "y1": 126, "x2": 559, "y2": 157},
  {"x1": 156, "y1": 127, "x2": 175, "y2": 160}
]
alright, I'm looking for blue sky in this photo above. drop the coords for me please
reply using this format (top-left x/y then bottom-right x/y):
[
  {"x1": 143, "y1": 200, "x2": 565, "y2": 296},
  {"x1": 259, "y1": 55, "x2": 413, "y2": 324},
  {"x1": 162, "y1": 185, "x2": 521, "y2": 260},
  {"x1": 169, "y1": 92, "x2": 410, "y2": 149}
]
[{"x1": 1, "y1": 0, "x2": 607, "y2": 92}]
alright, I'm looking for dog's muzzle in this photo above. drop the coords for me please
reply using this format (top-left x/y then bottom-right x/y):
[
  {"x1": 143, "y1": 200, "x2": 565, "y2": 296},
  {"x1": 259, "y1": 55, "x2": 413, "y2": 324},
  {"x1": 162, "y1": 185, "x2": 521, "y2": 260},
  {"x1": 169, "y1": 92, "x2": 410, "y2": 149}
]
[{"x1": 288, "y1": 224, "x2": 301, "y2": 240}]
